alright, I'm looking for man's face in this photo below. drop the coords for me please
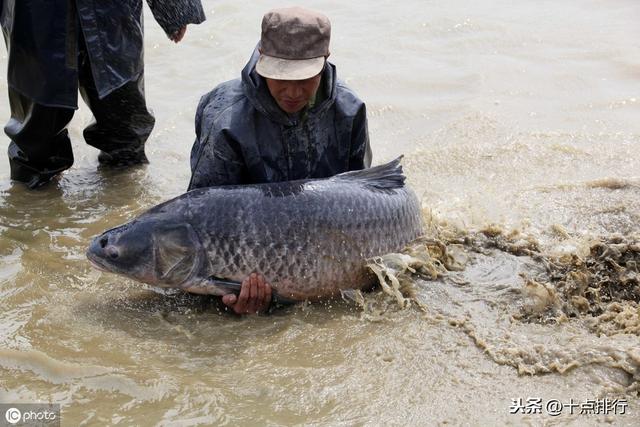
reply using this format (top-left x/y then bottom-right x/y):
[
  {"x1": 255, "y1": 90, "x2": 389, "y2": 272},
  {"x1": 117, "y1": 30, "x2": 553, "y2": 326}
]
[{"x1": 265, "y1": 74, "x2": 322, "y2": 114}]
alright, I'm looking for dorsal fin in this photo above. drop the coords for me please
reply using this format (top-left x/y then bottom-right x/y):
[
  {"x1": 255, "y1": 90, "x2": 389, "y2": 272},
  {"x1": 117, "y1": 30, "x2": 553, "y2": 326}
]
[{"x1": 333, "y1": 156, "x2": 406, "y2": 190}]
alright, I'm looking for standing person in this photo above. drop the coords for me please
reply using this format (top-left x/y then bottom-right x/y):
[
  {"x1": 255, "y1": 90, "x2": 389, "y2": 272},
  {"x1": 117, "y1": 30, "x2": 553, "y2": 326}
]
[
  {"x1": 1, "y1": 0, "x2": 206, "y2": 189},
  {"x1": 188, "y1": 7, "x2": 372, "y2": 314}
]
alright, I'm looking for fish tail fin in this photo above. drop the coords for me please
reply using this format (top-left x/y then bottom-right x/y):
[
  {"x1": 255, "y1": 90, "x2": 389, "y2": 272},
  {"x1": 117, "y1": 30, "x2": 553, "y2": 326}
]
[{"x1": 334, "y1": 156, "x2": 405, "y2": 190}]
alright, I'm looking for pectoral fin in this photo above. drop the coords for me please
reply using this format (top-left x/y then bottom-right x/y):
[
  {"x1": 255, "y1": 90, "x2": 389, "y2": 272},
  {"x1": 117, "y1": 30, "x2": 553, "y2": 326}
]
[
  {"x1": 181, "y1": 277, "x2": 242, "y2": 296},
  {"x1": 183, "y1": 276, "x2": 297, "y2": 307},
  {"x1": 154, "y1": 224, "x2": 201, "y2": 285}
]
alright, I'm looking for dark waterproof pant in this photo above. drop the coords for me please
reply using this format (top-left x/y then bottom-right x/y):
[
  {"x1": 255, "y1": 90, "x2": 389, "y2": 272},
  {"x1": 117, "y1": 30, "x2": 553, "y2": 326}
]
[{"x1": 4, "y1": 34, "x2": 155, "y2": 188}]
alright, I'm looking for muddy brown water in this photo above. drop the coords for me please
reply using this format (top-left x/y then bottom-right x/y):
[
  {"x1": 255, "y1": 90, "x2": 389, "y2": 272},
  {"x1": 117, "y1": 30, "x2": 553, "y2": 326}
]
[{"x1": 1, "y1": 0, "x2": 638, "y2": 425}]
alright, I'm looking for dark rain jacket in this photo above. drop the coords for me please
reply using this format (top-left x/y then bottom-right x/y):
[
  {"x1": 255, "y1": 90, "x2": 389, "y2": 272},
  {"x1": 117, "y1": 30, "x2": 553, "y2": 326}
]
[
  {"x1": 0, "y1": 0, "x2": 205, "y2": 109},
  {"x1": 188, "y1": 47, "x2": 372, "y2": 189}
]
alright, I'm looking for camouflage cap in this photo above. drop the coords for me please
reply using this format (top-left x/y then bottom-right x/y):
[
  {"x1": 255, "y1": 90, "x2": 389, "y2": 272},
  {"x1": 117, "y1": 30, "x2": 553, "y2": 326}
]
[{"x1": 256, "y1": 7, "x2": 331, "y2": 81}]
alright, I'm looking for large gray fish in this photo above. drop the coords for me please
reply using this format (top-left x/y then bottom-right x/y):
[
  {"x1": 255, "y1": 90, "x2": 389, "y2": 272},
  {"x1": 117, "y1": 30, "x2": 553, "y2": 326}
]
[{"x1": 86, "y1": 158, "x2": 424, "y2": 301}]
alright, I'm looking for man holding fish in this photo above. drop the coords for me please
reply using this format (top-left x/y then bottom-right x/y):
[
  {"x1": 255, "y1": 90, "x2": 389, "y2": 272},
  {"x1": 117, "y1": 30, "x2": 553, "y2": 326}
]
[{"x1": 188, "y1": 7, "x2": 373, "y2": 314}]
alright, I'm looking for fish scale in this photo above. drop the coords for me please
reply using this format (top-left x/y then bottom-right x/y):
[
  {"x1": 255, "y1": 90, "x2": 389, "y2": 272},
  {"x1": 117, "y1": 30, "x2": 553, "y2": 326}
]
[{"x1": 87, "y1": 158, "x2": 424, "y2": 301}]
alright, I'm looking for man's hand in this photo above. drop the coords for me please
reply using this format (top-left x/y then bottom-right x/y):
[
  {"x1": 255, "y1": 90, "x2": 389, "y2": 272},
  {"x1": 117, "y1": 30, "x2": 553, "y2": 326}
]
[
  {"x1": 222, "y1": 273, "x2": 272, "y2": 315},
  {"x1": 169, "y1": 26, "x2": 187, "y2": 43}
]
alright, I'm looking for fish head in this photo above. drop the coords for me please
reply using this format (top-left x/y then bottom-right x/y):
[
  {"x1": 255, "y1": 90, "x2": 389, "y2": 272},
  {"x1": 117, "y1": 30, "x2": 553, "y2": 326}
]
[{"x1": 87, "y1": 217, "x2": 205, "y2": 288}]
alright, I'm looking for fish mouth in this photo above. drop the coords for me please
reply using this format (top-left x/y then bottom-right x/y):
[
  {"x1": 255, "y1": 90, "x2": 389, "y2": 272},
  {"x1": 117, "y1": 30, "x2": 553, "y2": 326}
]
[
  {"x1": 86, "y1": 248, "x2": 161, "y2": 287},
  {"x1": 86, "y1": 237, "x2": 128, "y2": 276},
  {"x1": 86, "y1": 251, "x2": 109, "y2": 272},
  {"x1": 86, "y1": 248, "x2": 125, "y2": 275}
]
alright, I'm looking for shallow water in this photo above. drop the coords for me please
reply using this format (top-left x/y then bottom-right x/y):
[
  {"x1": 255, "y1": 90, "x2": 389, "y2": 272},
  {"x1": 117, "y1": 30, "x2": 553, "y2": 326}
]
[{"x1": 0, "y1": 0, "x2": 639, "y2": 425}]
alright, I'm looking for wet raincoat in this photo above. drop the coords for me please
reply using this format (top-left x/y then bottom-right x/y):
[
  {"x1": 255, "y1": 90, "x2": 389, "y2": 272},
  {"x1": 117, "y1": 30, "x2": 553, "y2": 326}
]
[
  {"x1": 188, "y1": 47, "x2": 372, "y2": 189},
  {"x1": 0, "y1": 0, "x2": 206, "y2": 109}
]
